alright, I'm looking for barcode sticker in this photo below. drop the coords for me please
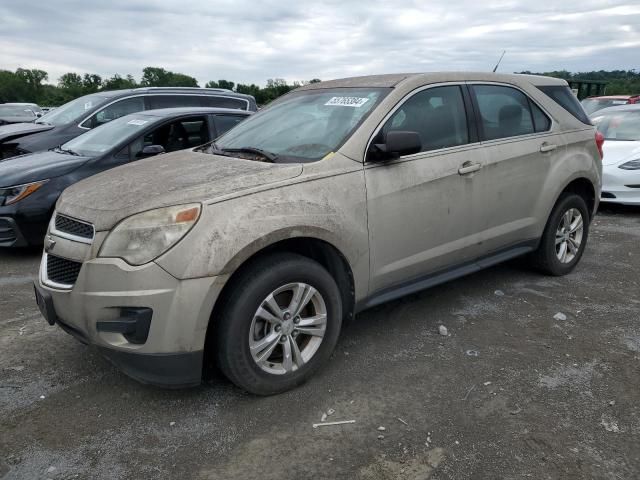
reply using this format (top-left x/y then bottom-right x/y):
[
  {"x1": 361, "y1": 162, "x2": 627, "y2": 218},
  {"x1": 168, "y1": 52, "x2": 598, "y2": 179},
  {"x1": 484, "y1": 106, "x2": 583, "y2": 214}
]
[{"x1": 325, "y1": 97, "x2": 369, "y2": 107}]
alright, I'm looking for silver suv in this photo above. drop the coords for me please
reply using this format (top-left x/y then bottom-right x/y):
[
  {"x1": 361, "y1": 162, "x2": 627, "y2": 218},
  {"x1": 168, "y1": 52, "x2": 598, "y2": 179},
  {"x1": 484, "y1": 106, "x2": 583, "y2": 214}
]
[{"x1": 34, "y1": 73, "x2": 602, "y2": 395}]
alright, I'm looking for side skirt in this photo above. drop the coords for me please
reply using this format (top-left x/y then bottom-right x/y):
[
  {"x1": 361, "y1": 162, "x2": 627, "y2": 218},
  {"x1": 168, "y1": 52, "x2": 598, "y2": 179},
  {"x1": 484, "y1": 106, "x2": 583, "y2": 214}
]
[{"x1": 355, "y1": 239, "x2": 539, "y2": 312}]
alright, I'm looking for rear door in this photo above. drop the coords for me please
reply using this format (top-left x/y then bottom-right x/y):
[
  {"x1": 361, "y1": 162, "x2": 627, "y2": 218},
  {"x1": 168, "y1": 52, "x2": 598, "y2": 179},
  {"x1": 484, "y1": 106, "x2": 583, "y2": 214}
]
[{"x1": 466, "y1": 83, "x2": 564, "y2": 253}]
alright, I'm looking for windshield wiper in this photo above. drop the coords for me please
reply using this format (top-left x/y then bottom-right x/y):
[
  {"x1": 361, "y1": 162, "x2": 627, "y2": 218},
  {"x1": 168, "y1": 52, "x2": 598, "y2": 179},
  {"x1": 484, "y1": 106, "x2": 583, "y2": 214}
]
[
  {"x1": 54, "y1": 146, "x2": 81, "y2": 156},
  {"x1": 221, "y1": 147, "x2": 278, "y2": 162}
]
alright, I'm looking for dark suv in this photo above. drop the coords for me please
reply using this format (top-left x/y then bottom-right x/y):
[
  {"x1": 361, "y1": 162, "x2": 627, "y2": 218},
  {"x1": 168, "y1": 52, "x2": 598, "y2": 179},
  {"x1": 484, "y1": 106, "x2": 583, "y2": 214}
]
[{"x1": 0, "y1": 87, "x2": 257, "y2": 159}]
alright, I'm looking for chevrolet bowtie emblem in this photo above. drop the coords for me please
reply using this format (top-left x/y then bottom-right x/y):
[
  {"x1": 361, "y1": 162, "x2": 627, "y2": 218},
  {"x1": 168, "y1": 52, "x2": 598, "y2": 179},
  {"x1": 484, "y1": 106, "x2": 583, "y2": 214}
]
[{"x1": 44, "y1": 235, "x2": 56, "y2": 253}]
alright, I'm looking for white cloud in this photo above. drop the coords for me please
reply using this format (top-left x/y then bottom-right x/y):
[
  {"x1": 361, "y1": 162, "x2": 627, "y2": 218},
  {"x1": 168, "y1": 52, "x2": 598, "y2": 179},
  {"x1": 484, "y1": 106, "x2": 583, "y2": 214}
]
[{"x1": 0, "y1": 0, "x2": 638, "y2": 87}]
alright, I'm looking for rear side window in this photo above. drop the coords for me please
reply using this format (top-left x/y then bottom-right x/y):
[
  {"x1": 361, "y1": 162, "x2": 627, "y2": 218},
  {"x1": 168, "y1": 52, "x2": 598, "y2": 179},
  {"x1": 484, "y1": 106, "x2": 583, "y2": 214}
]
[
  {"x1": 531, "y1": 102, "x2": 551, "y2": 132},
  {"x1": 471, "y1": 85, "x2": 539, "y2": 140},
  {"x1": 538, "y1": 85, "x2": 592, "y2": 125},
  {"x1": 213, "y1": 115, "x2": 245, "y2": 137},
  {"x1": 381, "y1": 85, "x2": 469, "y2": 152},
  {"x1": 146, "y1": 95, "x2": 200, "y2": 109},
  {"x1": 201, "y1": 96, "x2": 249, "y2": 110}
]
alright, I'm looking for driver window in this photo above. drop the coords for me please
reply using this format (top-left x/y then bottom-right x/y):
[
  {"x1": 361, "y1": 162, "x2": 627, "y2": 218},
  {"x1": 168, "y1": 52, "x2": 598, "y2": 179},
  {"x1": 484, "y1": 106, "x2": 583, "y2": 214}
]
[
  {"x1": 129, "y1": 116, "x2": 210, "y2": 159},
  {"x1": 381, "y1": 85, "x2": 469, "y2": 152},
  {"x1": 82, "y1": 97, "x2": 145, "y2": 129}
]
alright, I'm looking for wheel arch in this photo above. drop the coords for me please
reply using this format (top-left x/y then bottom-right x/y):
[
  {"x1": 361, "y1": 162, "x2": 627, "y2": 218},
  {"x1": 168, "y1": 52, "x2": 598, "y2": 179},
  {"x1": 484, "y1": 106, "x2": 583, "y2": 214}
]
[
  {"x1": 203, "y1": 233, "x2": 356, "y2": 365},
  {"x1": 557, "y1": 176, "x2": 597, "y2": 220}
]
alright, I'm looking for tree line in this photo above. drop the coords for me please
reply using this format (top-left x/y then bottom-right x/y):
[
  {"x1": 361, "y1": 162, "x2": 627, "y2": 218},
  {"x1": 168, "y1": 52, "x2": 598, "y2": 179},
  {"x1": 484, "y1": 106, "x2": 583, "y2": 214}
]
[
  {"x1": 518, "y1": 69, "x2": 640, "y2": 95},
  {"x1": 0, "y1": 66, "x2": 321, "y2": 107},
  {"x1": 1, "y1": 66, "x2": 638, "y2": 108}
]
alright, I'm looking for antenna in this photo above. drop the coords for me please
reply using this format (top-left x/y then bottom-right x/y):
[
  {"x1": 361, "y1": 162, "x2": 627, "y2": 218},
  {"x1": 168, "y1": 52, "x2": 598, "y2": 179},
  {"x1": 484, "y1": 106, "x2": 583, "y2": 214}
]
[{"x1": 492, "y1": 50, "x2": 506, "y2": 73}]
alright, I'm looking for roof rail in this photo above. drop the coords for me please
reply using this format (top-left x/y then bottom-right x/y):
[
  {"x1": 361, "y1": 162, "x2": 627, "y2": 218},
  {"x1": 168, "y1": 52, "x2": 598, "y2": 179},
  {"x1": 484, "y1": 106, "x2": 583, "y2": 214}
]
[{"x1": 138, "y1": 86, "x2": 233, "y2": 93}]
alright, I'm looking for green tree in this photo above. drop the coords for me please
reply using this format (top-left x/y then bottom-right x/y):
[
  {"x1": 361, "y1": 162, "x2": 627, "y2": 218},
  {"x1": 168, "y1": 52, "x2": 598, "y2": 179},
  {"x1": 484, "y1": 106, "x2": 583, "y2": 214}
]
[
  {"x1": 141, "y1": 67, "x2": 198, "y2": 87},
  {"x1": 82, "y1": 73, "x2": 102, "y2": 93},
  {"x1": 102, "y1": 73, "x2": 138, "y2": 90},
  {"x1": 206, "y1": 79, "x2": 235, "y2": 90}
]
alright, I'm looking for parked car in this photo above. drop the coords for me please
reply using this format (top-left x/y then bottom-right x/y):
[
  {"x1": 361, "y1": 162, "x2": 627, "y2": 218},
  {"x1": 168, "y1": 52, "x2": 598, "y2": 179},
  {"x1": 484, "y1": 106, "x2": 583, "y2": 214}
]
[
  {"x1": 34, "y1": 72, "x2": 601, "y2": 395},
  {"x1": 0, "y1": 103, "x2": 42, "y2": 125},
  {"x1": 0, "y1": 107, "x2": 251, "y2": 247},
  {"x1": 581, "y1": 95, "x2": 640, "y2": 115},
  {"x1": 0, "y1": 87, "x2": 257, "y2": 160},
  {"x1": 590, "y1": 104, "x2": 640, "y2": 205}
]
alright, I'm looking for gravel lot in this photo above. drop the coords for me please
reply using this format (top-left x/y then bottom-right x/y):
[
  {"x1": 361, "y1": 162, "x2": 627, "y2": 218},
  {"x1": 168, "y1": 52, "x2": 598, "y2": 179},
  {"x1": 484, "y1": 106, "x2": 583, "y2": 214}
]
[{"x1": 1, "y1": 205, "x2": 639, "y2": 480}]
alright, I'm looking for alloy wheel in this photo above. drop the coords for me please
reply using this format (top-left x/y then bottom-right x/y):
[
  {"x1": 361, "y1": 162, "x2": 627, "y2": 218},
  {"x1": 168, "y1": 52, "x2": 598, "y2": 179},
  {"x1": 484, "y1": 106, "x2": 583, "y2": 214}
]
[
  {"x1": 555, "y1": 208, "x2": 584, "y2": 264},
  {"x1": 249, "y1": 282, "x2": 327, "y2": 375}
]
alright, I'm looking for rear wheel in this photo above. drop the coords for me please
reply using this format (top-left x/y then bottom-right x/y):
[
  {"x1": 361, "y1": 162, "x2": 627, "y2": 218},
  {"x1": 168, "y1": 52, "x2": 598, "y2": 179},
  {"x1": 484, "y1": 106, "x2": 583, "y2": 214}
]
[
  {"x1": 215, "y1": 253, "x2": 342, "y2": 395},
  {"x1": 529, "y1": 193, "x2": 589, "y2": 276}
]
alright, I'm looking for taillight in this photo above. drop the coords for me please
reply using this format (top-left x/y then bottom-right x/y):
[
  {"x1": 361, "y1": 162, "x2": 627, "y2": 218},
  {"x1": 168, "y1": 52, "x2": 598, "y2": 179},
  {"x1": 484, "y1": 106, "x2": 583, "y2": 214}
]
[
  {"x1": 628, "y1": 96, "x2": 639, "y2": 104},
  {"x1": 595, "y1": 131, "x2": 605, "y2": 160}
]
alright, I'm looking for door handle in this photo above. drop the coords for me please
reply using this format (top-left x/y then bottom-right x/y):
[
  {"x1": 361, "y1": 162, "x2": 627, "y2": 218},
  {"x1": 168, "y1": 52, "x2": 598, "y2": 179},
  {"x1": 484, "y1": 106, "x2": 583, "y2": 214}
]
[
  {"x1": 458, "y1": 162, "x2": 482, "y2": 175},
  {"x1": 540, "y1": 143, "x2": 558, "y2": 153}
]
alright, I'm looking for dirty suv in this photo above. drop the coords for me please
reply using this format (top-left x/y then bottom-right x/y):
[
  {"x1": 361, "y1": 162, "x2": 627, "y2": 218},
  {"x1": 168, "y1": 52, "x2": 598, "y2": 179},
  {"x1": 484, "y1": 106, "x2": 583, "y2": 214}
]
[{"x1": 35, "y1": 73, "x2": 602, "y2": 395}]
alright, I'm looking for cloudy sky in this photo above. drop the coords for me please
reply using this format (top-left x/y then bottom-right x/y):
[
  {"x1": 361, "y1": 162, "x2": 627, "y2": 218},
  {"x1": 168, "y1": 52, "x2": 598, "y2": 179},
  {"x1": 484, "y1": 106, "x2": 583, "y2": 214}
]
[{"x1": 1, "y1": 0, "x2": 638, "y2": 86}]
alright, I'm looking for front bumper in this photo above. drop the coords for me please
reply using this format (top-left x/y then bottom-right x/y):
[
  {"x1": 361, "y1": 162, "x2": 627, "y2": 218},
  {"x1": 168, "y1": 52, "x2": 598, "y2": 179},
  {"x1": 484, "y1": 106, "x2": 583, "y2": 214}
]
[
  {"x1": 601, "y1": 167, "x2": 640, "y2": 206},
  {"x1": 0, "y1": 216, "x2": 28, "y2": 247},
  {"x1": 36, "y1": 237, "x2": 224, "y2": 387}
]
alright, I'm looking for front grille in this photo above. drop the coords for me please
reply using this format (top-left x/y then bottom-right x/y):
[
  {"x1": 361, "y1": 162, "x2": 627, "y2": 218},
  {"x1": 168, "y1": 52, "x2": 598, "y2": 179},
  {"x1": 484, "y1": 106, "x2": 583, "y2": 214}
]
[
  {"x1": 46, "y1": 254, "x2": 82, "y2": 286},
  {"x1": 0, "y1": 218, "x2": 17, "y2": 244},
  {"x1": 54, "y1": 214, "x2": 94, "y2": 240}
]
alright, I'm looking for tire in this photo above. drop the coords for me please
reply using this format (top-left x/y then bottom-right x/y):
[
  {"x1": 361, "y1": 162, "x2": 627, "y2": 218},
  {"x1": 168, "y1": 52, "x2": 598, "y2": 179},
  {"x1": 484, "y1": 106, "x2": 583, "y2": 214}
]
[
  {"x1": 215, "y1": 253, "x2": 342, "y2": 395},
  {"x1": 529, "y1": 193, "x2": 590, "y2": 276}
]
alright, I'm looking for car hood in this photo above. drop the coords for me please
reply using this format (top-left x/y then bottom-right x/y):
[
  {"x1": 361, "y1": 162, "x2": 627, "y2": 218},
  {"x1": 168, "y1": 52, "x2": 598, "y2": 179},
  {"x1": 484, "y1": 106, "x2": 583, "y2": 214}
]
[
  {"x1": 601, "y1": 140, "x2": 640, "y2": 166},
  {"x1": 0, "y1": 122, "x2": 54, "y2": 143},
  {"x1": 56, "y1": 150, "x2": 304, "y2": 231},
  {"x1": 0, "y1": 150, "x2": 91, "y2": 187},
  {"x1": 0, "y1": 116, "x2": 37, "y2": 125}
]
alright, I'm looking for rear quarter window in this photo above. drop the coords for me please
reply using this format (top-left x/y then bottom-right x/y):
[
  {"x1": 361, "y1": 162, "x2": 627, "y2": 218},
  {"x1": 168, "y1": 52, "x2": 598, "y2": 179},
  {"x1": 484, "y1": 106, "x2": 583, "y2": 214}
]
[{"x1": 538, "y1": 86, "x2": 592, "y2": 125}]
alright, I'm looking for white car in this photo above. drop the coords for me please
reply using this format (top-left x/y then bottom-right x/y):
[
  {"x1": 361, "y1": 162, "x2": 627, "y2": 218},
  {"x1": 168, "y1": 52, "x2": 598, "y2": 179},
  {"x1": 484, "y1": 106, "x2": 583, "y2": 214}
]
[{"x1": 591, "y1": 105, "x2": 640, "y2": 205}]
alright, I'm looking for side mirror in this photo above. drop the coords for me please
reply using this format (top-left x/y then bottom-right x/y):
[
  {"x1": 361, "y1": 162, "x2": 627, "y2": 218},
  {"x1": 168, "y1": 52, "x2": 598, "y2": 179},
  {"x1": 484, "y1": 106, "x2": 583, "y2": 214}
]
[
  {"x1": 370, "y1": 130, "x2": 421, "y2": 161},
  {"x1": 35, "y1": 112, "x2": 43, "y2": 118},
  {"x1": 138, "y1": 145, "x2": 165, "y2": 158}
]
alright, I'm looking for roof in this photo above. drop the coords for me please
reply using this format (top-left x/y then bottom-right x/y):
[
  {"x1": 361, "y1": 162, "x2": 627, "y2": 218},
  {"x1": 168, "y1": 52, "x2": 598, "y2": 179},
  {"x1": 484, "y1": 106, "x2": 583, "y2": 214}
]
[
  {"x1": 296, "y1": 72, "x2": 567, "y2": 91},
  {"x1": 138, "y1": 107, "x2": 253, "y2": 118}
]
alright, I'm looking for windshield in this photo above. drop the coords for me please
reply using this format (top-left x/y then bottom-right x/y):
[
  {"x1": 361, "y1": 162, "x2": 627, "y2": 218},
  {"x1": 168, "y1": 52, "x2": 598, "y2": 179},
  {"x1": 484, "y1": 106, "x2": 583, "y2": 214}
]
[
  {"x1": 214, "y1": 87, "x2": 390, "y2": 162},
  {"x1": 581, "y1": 98, "x2": 628, "y2": 115},
  {"x1": 592, "y1": 110, "x2": 640, "y2": 141},
  {"x1": 61, "y1": 113, "x2": 157, "y2": 156},
  {"x1": 0, "y1": 105, "x2": 36, "y2": 117},
  {"x1": 36, "y1": 94, "x2": 108, "y2": 126}
]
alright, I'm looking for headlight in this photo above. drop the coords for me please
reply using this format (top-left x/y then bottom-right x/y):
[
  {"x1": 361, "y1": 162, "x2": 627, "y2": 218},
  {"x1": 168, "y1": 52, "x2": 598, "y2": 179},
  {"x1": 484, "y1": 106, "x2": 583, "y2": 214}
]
[
  {"x1": 619, "y1": 159, "x2": 640, "y2": 170},
  {"x1": 99, "y1": 204, "x2": 201, "y2": 265},
  {"x1": 0, "y1": 180, "x2": 48, "y2": 206}
]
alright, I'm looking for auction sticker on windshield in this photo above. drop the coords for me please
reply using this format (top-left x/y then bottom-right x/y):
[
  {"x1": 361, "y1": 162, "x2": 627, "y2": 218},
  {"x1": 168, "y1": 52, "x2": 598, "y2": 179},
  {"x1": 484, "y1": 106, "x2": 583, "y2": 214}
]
[{"x1": 325, "y1": 97, "x2": 370, "y2": 107}]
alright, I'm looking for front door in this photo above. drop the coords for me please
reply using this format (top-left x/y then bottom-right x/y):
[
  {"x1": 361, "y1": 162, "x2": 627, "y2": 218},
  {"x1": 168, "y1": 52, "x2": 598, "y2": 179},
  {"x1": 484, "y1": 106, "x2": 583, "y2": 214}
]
[{"x1": 364, "y1": 84, "x2": 485, "y2": 294}]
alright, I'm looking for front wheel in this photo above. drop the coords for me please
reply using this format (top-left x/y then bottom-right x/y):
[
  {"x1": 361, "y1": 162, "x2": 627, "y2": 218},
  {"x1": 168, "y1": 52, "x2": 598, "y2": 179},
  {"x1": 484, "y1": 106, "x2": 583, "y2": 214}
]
[
  {"x1": 529, "y1": 193, "x2": 590, "y2": 276},
  {"x1": 215, "y1": 253, "x2": 342, "y2": 395}
]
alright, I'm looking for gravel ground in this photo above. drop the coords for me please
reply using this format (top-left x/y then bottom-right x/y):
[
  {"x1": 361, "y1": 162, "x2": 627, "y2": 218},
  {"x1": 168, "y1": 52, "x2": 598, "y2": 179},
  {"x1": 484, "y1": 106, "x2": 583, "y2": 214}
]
[{"x1": 1, "y1": 205, "x2": 639, "y2": 479}]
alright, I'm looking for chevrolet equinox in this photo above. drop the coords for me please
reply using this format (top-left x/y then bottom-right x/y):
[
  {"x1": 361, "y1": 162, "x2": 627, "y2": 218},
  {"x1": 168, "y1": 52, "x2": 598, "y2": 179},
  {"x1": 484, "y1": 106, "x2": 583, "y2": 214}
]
[{"x1": 34, "y1": 73, "x2": 603, "y2": 395}]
